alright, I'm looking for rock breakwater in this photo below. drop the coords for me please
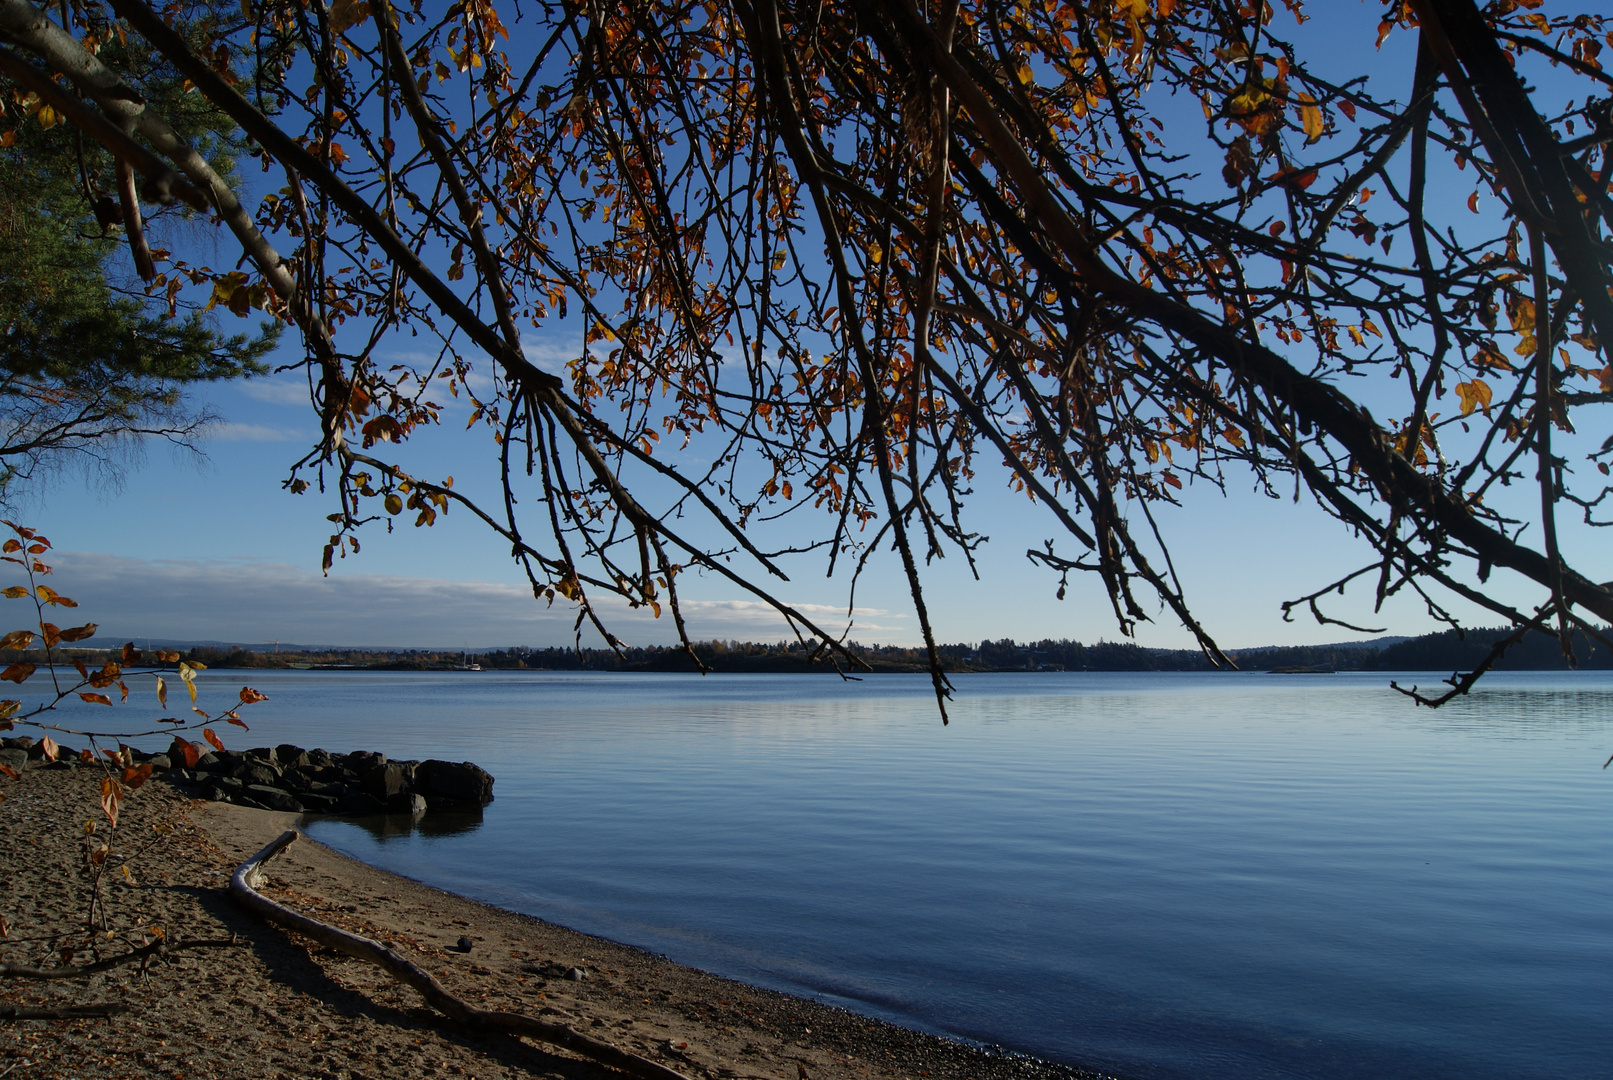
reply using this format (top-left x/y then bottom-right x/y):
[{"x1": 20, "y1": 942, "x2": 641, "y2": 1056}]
[{"x1": 0, "y1": 734, "x2": 494, "y2": 818}]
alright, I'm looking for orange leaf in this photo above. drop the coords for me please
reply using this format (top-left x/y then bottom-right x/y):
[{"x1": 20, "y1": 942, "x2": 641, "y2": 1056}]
[
  {"x1": 223, "y1": 712, "x2": 249, "y2": 730},
  {"x1": 122, "y1": 643, "x2": 142, "y2": 664},
  {"x1": 239, "y1": 686, "x2": 268, "y2": 704},
  {"x1": 57, "y1": 622, "x2": 95, "y2": 643},
  {"x1": 121, "y1": 763, "x2": 153, "y2": 789},
  {"x1": 171, "y1": 740, "x2": 200, "y2": 768},
  {"x1": 203, "y1": 728, "x2": 225, "y2": 754},
  {"x1": 99, "y1": 776, "x2": 121, "y2": 828},
  {"x1": 0, "y1": 662, "x2": 35, "y2": 683},
  {"x1": 0, "y1": 762, "x2": 17, "y2": 779},
  {"x1": 0, "y1": 630, "x2": 33, "y2": 651},
  {"x1": 39, "y1": 735, "x2": 59, "y2": 761},
  {"x1": 78, "y1": 692, "x2": 112, "y2": 706}
]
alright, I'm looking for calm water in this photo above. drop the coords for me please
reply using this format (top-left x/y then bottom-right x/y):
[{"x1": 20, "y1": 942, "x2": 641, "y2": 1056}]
[{"x1": 91, "y1": 670, "x2": 1613, "y2": 1079}]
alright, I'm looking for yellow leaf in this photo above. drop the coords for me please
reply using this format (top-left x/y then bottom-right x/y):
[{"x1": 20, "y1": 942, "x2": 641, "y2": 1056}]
[
  {"x1": 0, "y1": 630, "x2": 33, "y2": 651},
  {"x1": 1297, "y1": 92, "x2": 1323, "y2": 142},
  {"x1": 156, "y1": 675, "x2": 167, "y2": 708},
  {"x1": 0, "y1": 587, "x2": 26, "y2": 599},
  {"x1": 1455, "y1": 378, "x2": 1492, "y2": 417}
]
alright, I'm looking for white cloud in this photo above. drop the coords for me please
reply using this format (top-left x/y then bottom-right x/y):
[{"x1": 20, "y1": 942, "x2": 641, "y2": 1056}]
[
  {"x1": 208, "y1": 422, "x2": 309, "y2": 443},
  {"x1": 42, "y1": 552, "x2": 902, "y2": 649},
  {"x1": 238, "y1": 379, "x2": 315, "y2": 407}
]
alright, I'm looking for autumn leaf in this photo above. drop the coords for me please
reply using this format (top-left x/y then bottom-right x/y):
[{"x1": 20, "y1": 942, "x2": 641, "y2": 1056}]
[
  {"x1": 100, "y1": 776, "x2": 122, "y2": 828},
  {"x1": 1455, "y1": 378, "x2": 1493, "y2": 417},
  {"x1": 33, "y1": 585, "x2": 76, "y2": 607},
  {"x1": 329, "y1": 0, "x2": 372, "y2": 34},
  {"x1": 0, "y1": 630, "x2": 34, "y2": 651},
  {"x1": 2, "y1": 586, "x2": 28, "y2": 599},
  {"x1": 39, "y1": 622, "x2": 59, "y2": 648},
  {"x1": 0, "y1": 662, "x2": 35, "y2": 683},
  {"x1": 1296, "y1": 92, "x2": 1323, "y2": 142},
  {"x1": 171, "y1": 740, "x2": 200, "y2": 768},
  {"x1": 239, "y1": 686, "x2": 268, "y2": 704},
  {"x1": 78, "y1": 692, "x2": 112, "y2": 706},
  {"x1": 58, "y1": 623, "x2": 96, "y2": 642},
  {"x1": 203, "y1": 728, "x2": 225, "y2": 754},
  {"x1": 121, "y1": 763, "x2": 153, "y2": 789},
  {"x1": 156, "y1": 675, "x2": 167, "y2": 708},
  {"x1": 223, "y1": 712, "x2": 249, "y2": 730},
  {"x1": 0, "y1": 762, "x2": 17, "y2": 780},
  {"x1": 39, "y1": 735, "x2": 58, "y2": 761}
]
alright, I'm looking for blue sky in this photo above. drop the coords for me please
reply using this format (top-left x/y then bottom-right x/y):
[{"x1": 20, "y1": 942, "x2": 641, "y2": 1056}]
[{"x1": 8, "y1": 3, "x2": 1596, "y2": 652}]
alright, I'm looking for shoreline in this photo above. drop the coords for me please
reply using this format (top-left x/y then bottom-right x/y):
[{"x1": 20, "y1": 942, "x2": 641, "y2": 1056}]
[{"x1": 2, "y1": 768, "x2": 1117, "y2": 1080}]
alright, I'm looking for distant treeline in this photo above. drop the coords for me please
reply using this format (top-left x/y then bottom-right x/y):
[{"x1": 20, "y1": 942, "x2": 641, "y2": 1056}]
[{"x1": 164, "y1": 624, "x2": 1613, "y2": 674}]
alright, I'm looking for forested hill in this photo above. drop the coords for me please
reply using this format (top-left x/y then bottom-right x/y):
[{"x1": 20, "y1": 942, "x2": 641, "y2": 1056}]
[{"x1": 164, "y1": 625, "x2": 1613, "y2": 674}]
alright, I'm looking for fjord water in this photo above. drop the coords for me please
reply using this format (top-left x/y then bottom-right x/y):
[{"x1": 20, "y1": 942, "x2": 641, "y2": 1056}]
[{"x1": 201, "y1": 669, "x2": 1608, "y2": 1080}]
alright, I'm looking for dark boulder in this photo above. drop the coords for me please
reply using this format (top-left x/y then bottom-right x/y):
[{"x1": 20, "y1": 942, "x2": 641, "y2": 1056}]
[
  {"x1": 299, "y1": 792, "x2": 340, "y2": 813},
  {"x1": 414, "y1": 760, "x2": 495, "y2": 807},
  {"x1": 232, "y1": 761, "x2": 281, "y2": 787},
  {"x1": 338, "y1": 791, "x2": 386, "y2": 816},
  {"x1": 244, "y1": 785, "x2": 304, "y2": 813},
  {"x1": 384, "y1": 792, "x2": 427, "y2": 816},
  {"x1": 307, "y1": 748, "x2": 334, "y2": 768},
  {"x1": 0, "y1": 748, "x2": 26, "y2": 772},
  {"x1": 245, "y1": 747, "x2": 278, "y2": 764},
  {"x1": 145, "y1": 753, "x2": 172, "y2": 771},
  {"x1": 346, "y1": 750, "x2": 386, "y2": 772},
  {"x1": 361, "y1": 761, "x2": 415, "y2": 801},
  {"x1": 276, "y1": 743, "x2": 307, "y2": 765}
]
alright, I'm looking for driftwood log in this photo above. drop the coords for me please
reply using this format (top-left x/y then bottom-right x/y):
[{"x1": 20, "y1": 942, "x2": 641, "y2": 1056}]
[{"x1": 230, "y1": 830, "x2": 692, "y2": 1080}]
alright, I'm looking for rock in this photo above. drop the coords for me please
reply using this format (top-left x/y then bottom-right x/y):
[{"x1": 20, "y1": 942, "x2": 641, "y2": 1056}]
[
  {"x1": 195, "y1": 752, "x2": 222, "y2": 771},
  {"x1": 243, "y1": 785, "x2": 304, "y2": 813},
  {"x1": 276, "y1": 744, "x2": 310, "y2": 768},
  {"x1": 0, "y1": 747, "x2": 26, "y2": 771},
  {"x1": 338, "y1": 791, "x2": 386, "y2": 816},
  {"x1": 346, "y1": 750, "x2": 386, "y2": 772},
  {"x1": 213, "y1": 750, "x2": 243, "y2": 769},
  {"x1": 280, "y1": 768, "x2": 314, "y2": 793},
  {"x1": 299, "y1": 792, "x2": 340, "y2": 813},
  {"x1": 565, "y1": 967, "x2": 588, "y2": 981},
  {"x1": 245, "y1": 747, "x2": 278, "y2": 764},
  {"x1": 456, "y1": 936, "x2": 474, "y2": 953},
  {"x1": 361, "y1": 761, "x2": 415, "y2": 801},
  {"x1": 2, "y1": 736, "x2": 33, "y2": 750},
  {"x1": 308, "y1": 780, "x2": 348, "y2": 797},
  {"x1": 210, "y1": 775, "x2": 245, "y2": 795},
  {"x1": 145, "y1": 754, "x2": 172, "y2": 771},
  {"x1": 414, "y1": 760, "x2": 495, "y2": 807},
  {"x1": 233, "y1": 761, "x2": 281, "y2": 787},
  {"x1": 307, "y1": 748, "x2": 334, "y2": 768},
  {"x1": 384, "y1": 792, "x2": 427, "y2": 816}
]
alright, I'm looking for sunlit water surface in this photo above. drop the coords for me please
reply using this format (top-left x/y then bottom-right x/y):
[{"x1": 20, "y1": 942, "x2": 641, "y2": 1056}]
[{"x1": 103, "y1": 670, "x2": 1613, "y2": 1079}]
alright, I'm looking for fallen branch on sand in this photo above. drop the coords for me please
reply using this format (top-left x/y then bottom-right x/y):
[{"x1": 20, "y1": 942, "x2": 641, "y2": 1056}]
[
  {"x1": 229, "y1": 829, "x2": 693, "y2": 1080},
  {"x1": 0, "y1": 1002, "x2": 129, "y2": 1020},
  {"x1": 0, "y1": 937, "x2": 242, "y2": 980}
]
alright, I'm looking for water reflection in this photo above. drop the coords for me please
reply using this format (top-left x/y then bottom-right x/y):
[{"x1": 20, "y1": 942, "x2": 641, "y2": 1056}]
[{"x1": 312, "y1": 805, "x2": 485, "y2": 842}]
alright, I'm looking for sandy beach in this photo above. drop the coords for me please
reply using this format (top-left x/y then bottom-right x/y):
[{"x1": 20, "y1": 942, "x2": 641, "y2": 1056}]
[{"x1": 1, "y1": 766, "x2": 1109, "y2": 1080}]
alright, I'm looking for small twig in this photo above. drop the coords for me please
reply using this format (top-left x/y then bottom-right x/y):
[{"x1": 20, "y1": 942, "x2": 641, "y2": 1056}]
[
  {"x1": 0, "y1": 936, "x2": 240, "y2": 980},
  {"x1": 0, "y1": 1002, "x2": 129, "y2": 1021}
]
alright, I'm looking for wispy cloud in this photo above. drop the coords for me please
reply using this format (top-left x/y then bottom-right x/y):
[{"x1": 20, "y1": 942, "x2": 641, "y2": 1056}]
[
  {"x1": 208, "y1": 422, "x2": 309, "y2": 443},
  {"x1": 42, "y1": 552, "x2": 904, "y2": 649},
  {"x1": 238, "y1": 379, "x2": 315, "y2": 407}
]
